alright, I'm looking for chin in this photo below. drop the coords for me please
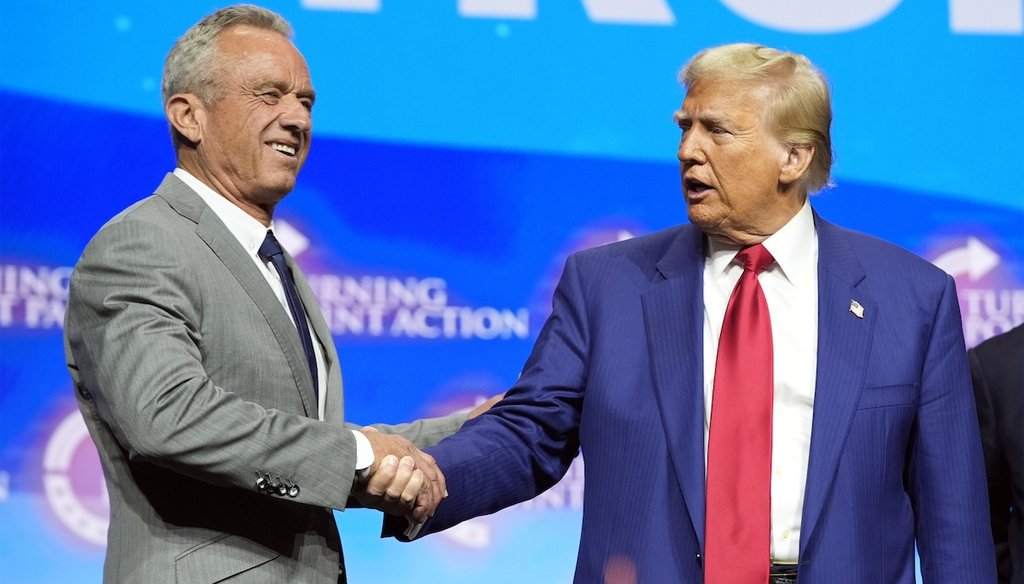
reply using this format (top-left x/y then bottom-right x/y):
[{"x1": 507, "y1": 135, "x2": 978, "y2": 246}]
[
  {"x1": 686, "y1": 208, "x2": 715, "y2": 230},
  {"x1": 266, "y1": 178, "x2": 297, "y2": 196},
  {"x1": 254, "y1": 186, "x2": 294, "y2": 205}
]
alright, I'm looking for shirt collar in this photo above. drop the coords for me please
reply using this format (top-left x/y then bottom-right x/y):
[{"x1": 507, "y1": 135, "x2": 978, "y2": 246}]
[
  {"x1": 173, "y1": 168, "x2": 274, "y2": 255},
  {"x1": 706, "y1": 199, "x2": 817, "y2": 287}
]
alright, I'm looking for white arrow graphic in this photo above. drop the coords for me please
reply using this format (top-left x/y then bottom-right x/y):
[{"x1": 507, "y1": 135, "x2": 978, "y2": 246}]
[{"x1": 932, "y1": 237, "x2": 1000, "y2": 280}]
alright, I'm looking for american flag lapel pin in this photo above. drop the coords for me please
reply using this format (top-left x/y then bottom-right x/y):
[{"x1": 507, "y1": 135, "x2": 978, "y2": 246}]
[{"x1": 849, "y1": 299, "x2": 865, "y2": 319}]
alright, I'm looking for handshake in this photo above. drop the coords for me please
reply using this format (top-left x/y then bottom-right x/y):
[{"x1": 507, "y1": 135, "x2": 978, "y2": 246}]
[
  {"x1": 350, "y1": 393, "x2": 503, "y2": 525},
  {"x1": 351, "y1": 427, "x2": 446, "y2": 525}
]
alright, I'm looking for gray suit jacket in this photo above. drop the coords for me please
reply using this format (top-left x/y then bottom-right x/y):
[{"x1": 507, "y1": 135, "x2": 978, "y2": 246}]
[{"x1": 65, "y1": 173, "x2": 465, "y2": 583}]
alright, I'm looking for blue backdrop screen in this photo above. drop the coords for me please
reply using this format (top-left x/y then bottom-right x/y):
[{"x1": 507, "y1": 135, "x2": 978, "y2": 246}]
[{"x1": 1, "y1": 1, "x2": 1022, "y2": 581}]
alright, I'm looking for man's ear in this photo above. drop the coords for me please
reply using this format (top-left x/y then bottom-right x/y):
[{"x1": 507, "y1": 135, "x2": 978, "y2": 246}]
[
  {"x1": 166, "y1": 94, "x2": 205, "y2": 145},
  {"x1": 779, "y1": 144, "x2": 814, "y2": 187}
]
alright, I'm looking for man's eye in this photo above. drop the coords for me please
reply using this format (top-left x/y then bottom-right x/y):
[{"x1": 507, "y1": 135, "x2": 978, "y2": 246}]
[
  {"x1": 300, "y1": 99, "x2": 313, "y2": 112},
  {"x1": 259, "y1": 91, "x2": 281, "y2": 103}
]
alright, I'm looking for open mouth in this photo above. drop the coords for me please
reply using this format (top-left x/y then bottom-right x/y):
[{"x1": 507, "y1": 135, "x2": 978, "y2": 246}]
[
  {"x1": 269, "y1": 142, "x2": 297, "y2": 157},
  {"x1": 684, "y1": 177, "x2": 713, "y2": 195}
]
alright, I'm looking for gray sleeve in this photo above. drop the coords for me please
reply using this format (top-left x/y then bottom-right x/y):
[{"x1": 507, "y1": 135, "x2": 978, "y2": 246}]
[
  {"x1": 352, "y1": 412, "x2": 469, "y2": 449},
  {"x1": 65, "y1": 217, "x2": 359, "y2": 509}
]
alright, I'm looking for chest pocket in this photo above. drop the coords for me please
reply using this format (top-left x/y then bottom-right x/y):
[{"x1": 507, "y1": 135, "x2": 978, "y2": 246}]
[{"x1": 856, "y1": 384, "x2": 917, "y2": 410}]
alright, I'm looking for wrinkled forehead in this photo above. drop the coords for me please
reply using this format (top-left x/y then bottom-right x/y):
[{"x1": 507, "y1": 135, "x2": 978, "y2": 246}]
[
  {"x1": 215, "y1": 25, "x2": 313, "y2": 87},
  {"x1": 217, "y1": 25, "x2": 309, "y2": 68}
]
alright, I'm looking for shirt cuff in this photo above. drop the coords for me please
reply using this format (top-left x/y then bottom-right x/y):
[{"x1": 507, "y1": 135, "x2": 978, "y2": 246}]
[
  {"x1": 404, "y1": 519, "x2": 425, "y2": 539},
  {"x1": 351, "y1": 429, "x2": 375, "y2": 481}
]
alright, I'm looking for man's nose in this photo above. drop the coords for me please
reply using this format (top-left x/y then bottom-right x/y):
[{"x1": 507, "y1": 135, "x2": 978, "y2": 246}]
[
  {"x1": 280, "y1": 96, "x2": 311, "y2": 132},
  {"x1": 677, "y1": 132, "x2": 704, "y2": 165}
]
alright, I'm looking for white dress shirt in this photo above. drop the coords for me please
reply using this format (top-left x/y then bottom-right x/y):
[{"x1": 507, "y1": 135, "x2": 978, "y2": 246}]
[
  {"x1": 173, "y1": 169, "x2": 375, "y2": 471},
  {"x1": 172, "y1": 169, "x2": 331, "y2": 417},
  {"x1": 702, "y1": 200, "x2": 819, "y2": 562}
]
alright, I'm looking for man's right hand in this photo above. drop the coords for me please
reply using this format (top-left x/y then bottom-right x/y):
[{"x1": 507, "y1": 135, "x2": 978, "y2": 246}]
[{"x1": 351, "y1": 427, "x2": 446, "y2": 523}]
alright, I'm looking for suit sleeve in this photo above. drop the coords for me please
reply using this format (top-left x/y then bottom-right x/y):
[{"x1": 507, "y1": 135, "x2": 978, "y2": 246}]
[
  {"x1": 910, "y1": 275, "x2": 998, "y2": 582},
  {"x1": 65, "y1": 218, "x2": 359, "y2": 509},
  {"x1": 968, "y1": 346, "x2": 1013, "y2": 581},
  {"x1": 349, "y1": 414, "x2": 468, "y2": 451},
  {"x1": 388, "y1": 254, "x2": 589, "y2": 538}
]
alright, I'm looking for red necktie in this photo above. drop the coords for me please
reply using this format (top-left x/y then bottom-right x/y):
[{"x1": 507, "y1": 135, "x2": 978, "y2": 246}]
[{"x1": 705, "y1": 243, "x2": 775, "y2": 583}]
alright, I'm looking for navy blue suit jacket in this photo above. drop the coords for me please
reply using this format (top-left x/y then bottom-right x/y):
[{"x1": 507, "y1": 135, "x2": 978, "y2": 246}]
[{"x1": 415, "y1": 213, "x2": 996, "y2": 583}]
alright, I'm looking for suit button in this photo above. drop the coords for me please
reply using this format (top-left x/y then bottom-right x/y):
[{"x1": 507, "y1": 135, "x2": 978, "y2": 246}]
[{"x1": 288, "y1": 485, "x2": 300, "y2": 498}]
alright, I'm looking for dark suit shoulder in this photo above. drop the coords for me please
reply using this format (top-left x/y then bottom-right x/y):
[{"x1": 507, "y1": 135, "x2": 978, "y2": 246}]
[
  {"x1": 836, "y1": 227, "x2": 917, "y2": 256},
  {"x1": 574, "y1": 224, "x2": 691, "y2": 257},
  {"x1": 816, "y1": 216, "x2": 953, "y2": 296},
  {"x1": 570, "y1": 224, "x2": 695, "y2": 274},
  {"x1": 970, "y1": 323, "x2": 1024, "y2": 364},
  {"x1": 565, "y1": 221, "x2": 700, "y2": 288}
]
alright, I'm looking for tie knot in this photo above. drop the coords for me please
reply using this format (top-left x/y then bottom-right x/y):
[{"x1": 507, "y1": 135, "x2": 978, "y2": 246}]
[
  {"x1": 258, "y1": 230, "x2": 284, "y2": 262},
  {"x1": 736, "y1": 243, "x2": 774, "y2": 274}
]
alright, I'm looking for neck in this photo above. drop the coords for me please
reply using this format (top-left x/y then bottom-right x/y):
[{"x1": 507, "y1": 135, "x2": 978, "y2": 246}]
[{"x1": 177, "y1": 158, "x2": 274, "y2": 226}]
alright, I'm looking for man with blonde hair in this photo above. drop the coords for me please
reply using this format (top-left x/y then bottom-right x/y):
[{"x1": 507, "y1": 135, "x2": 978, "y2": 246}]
[{"x1": 396, "y1": 43, "x2": 996, "y2": 583}]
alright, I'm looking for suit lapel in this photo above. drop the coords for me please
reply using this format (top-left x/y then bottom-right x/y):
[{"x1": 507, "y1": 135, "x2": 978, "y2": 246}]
[
  {"x1": 289, "y1": 254, "x2": 346, "y2": 424},
  {"x1": 156, "y1": 174, "x2": 319, "y2": 418},
  {"x1": 799, "y1": 214, "x2": 877, "y2": 551},
  {"x1": 632, "y1": 213, "x2": 879, "y2": 555},
  {"x1": 641, "y1": 226, "x2": 708, "y2": 551}
]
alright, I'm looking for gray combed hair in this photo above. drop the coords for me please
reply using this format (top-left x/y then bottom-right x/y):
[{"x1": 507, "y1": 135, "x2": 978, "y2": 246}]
[{"x1": 162, "y1": 4, "x2": 292, "y2": 106}]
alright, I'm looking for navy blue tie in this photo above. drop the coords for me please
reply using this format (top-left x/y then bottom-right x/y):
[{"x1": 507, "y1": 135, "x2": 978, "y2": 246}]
[{"x1": 258, "y1": 230, "x2": 319, "y2": 405}]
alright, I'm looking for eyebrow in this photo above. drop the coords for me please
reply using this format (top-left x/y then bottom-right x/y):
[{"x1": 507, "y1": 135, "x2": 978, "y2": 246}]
[
  {"x1": 253, "y1": 79, "x2": 316, "y2": 103},
  {"x1": 675, "y1": 109, "x2": 732, "y2": 127}
]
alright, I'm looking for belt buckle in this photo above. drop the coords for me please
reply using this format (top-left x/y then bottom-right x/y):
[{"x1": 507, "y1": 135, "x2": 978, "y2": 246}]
[{"x1": 769, "y1": 563, "x2": 798, "y2": 583}]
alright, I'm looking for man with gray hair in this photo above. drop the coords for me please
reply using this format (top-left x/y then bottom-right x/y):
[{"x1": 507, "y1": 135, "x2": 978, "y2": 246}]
[
  {"x1": 396, "y1": 43, "x2": 996, "y2": 583},
  {"x1": 64, "y1": 4, "x2": 480, "y2": 582}
]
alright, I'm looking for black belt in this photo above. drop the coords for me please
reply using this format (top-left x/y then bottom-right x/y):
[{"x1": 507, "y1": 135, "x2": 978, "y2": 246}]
[{"x1": 769, "y1": 563, "x2": 798, "y2": 583}]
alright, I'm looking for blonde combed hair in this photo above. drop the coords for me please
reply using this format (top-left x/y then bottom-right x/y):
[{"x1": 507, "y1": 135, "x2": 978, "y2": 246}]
[{"x1": 680, "y1": 43, "x2": 834, "y2": 193}]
